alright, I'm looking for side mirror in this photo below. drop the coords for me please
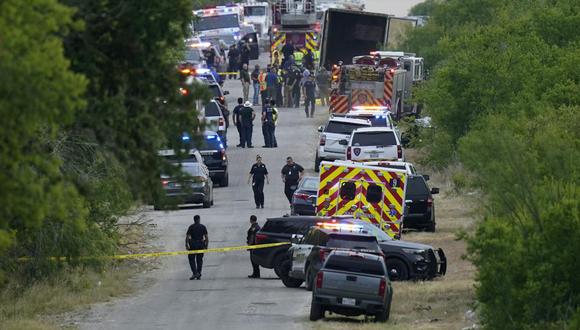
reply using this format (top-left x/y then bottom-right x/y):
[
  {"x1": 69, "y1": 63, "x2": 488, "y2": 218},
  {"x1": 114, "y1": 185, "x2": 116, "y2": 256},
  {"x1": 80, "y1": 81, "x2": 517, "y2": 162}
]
[
  {"x1": 317, "y1": 125, "x2": 324, "y2": 132},
  {"x1": 338, "y1": 139, "x2": 348, "y2": 146},
  {"x1": 224, "y1": 90, "x2": 230, "y2": 95},
  {"x1": 423, "y1": 174, "x2": 430, "y2": 181},
  {"x1": 431, "y1": 187, "x2": 440, "y2": 195},
  {"x1": 290, "y1": 234, "x2": 303, "y2": 244}
]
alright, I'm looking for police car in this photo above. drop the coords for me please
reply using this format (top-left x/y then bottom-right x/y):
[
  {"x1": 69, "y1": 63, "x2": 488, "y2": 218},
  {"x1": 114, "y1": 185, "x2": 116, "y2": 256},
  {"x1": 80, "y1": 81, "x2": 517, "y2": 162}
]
[
  {"x1": 315, "y1": 117, "x2": 371, "y2": 171},
  {"x1": 342, "y1": 127, "x2": 404, "y2": 162}
]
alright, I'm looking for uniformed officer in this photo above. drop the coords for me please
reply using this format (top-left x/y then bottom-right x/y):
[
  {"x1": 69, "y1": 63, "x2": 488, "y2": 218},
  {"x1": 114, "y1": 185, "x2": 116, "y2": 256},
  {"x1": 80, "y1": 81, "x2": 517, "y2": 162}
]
[
  {"x1": 185, "y1": 215, "x2": 208, "y2": 280},
  {"x1": 247, "y1": 215, "x2": 261, "y2": 278},
  {"x1": 248, "y1": 155, "x2": 269, "y2": 208},
  {"x1": 281, "y1": 156, "x2": 304, "y2": 204}
]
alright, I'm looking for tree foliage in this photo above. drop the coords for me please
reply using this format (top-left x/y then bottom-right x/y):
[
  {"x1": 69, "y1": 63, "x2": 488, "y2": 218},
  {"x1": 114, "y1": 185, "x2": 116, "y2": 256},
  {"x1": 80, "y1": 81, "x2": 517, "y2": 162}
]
[{"x1": 404, "y1": 0, "x2": 580, "y2": 328}]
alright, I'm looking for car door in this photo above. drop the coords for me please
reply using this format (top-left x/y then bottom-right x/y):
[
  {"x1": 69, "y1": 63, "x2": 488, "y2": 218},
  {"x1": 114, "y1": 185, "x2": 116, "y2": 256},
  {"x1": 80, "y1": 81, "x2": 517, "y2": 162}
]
[{"x1": 291, "y1": 229, "x2": 317, "y2": 277}]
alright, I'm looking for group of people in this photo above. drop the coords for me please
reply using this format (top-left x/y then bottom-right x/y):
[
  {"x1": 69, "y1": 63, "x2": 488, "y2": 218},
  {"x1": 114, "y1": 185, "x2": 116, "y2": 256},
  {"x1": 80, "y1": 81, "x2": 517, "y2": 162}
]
[{"x1": 231, "y1": 97, "x2": 279, "y2": 149}]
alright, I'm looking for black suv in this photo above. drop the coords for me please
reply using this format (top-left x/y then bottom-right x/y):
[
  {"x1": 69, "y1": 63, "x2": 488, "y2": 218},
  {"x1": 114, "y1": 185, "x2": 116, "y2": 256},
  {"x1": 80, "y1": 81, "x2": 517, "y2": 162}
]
[
  {"x1": 199, "y1": 131, "x2": 229, "y2": 186},
  {"x1": 404, "y1": 175, "x2": 439, "y2": 232},
  {"x1": 289, "y1": 227, "x2": 382, "y2": 290}
]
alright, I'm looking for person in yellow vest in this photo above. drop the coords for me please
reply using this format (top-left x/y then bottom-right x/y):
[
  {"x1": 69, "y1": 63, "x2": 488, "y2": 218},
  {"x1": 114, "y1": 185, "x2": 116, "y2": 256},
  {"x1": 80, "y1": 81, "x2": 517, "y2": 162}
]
[
  {"x1": 272, "y1": 49, "x2": 282, "y2": 67},
  {"x1": 258, "y1": 68, "x2": 268, "y2": 106}
]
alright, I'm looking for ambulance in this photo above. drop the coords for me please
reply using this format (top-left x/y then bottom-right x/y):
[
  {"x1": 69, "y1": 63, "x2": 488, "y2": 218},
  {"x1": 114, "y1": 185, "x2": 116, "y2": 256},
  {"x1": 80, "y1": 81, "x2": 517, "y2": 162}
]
[
  {"x1": 193, "y1": 5, "x2": 243, "y2": 47},
  {"x1": 316, "y1": 161, "x2": 408, "y2": 239}
]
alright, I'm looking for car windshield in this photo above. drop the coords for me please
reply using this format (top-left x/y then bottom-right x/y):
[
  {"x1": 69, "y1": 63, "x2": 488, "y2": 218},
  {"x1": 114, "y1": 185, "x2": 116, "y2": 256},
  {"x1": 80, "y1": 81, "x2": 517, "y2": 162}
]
[
  {"x1": 196, "y1": 14, "x2": 239, "y2": 31},
  {"x1": 204, "y1": 102, "x2": 221, "y2": 117},
  {"x1": 327, "y1": 234, "x2": 379, "y2": 251},
  {"x1": 357, "y1": 222, "x2": 392, "y2": 242},
  {"x1": 244, "y1": 6, "x2": 266, "y2": 16},
  {"x1": 300, "y1": 178, "x2": 319, "y2": 190},
  {"x1": 406, "y1": 176, "x2": 429, "y2": 196},
  {"x1": 325, "y1": 121, "x2": 368, "y2": 135},
  {"x1": 325, "y1": 255, "x2": 385, "y2": 275},
  {"x1": 184, "y1": 49, "x2": 202, "y2": 62},
  {"x1": 352, "y1": 131, "x2": 397, "y2": 146},
  {"x1": 208, "y1": 85, "x2": 222, "y2": 98}
]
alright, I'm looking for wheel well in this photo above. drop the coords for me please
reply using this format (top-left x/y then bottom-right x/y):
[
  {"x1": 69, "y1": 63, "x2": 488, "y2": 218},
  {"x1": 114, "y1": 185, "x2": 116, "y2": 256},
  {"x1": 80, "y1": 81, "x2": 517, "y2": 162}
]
[{"x1": 385, "y1": 255, "x2": 411, "y2": 273}]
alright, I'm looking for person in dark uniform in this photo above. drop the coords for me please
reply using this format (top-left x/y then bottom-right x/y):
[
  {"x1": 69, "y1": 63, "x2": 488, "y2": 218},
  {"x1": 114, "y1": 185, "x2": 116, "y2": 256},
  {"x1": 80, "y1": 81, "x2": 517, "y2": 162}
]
[
  {"x1": 281, "y1": 157, "x2": 304, "y2": 204},
  {"x1": 239, "y1": 101, "x2": 255, "y2": 148},
  {"x1": 232, "y1": 98, "x2": 244, "y2": 147},
  {"x1": 261, "y1": 99, "x2": 275, "y2": 148},
  {"x1": 186, "y1": 215, "x2": 208, "y2": 280},
  {"x1": 247, "y1": 215, "x2": 261, "y2": 278},
  {"x1": 248, "y1": 155, "x2": 269, "y2": 208}
]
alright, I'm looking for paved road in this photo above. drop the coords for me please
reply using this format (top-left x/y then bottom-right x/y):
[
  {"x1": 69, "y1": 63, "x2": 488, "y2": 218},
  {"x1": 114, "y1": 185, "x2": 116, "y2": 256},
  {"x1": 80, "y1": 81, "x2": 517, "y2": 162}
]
[{"x1": 77, "y1": 55, "x2": 327, "y2": 330}]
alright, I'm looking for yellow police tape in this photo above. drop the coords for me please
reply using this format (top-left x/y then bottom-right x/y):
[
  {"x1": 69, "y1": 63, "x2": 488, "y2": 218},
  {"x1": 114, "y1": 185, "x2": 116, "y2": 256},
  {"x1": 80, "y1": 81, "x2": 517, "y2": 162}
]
[
  {"x1": 18, "y1": 242, "x2": 290, "y2": 262},
  {"x1": 217, "y1": 72, "x2": 240, "y2": 75}
]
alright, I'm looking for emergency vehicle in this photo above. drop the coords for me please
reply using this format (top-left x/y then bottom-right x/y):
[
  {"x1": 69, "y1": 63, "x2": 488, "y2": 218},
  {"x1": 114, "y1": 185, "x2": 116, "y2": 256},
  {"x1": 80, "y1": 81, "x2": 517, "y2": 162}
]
[
  {"x1": 242, "y1": 1, "x2": 271, "y2": 44},
  {"x1": 330, "y1": 62, "x2": 406, "y2": 117},
  {"x1": 316, "y1": 161, "x2": 408, "y2": 239},
  {"x1": 193, "y1": 5, "x2": 243, "y2": 47},
  {"x1": 270, "y1": 0, "x2": 320, "y2": 65}
]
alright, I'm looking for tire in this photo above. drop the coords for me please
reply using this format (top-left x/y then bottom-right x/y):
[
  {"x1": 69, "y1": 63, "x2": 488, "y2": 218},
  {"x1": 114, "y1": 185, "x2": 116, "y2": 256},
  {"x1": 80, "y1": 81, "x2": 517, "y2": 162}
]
[
  {"x1": 314, "y1": 154, "x2": 321, "y2": 172},
  {"x1": 309, "y1": 301, "x2": 324, "y2": 321},
  {"x1": 305, "y1": 265, "x2": 314, "y2": 291},
  {"x1": 280, "y1": 259, "x2": 304, "y2": 288},
  {"x1": 426, "y1": 221, "x2": 436, "y2": 232},
  {"x1": 220, "y1": 174, "x2": 229, "y2": 187},
  {"x1": 375, "y1": 303, "x2": 390, "y2": 322},
  {"x1": 202, "y1": 198, "x2": 211, "y2": 208},
  {"x1": 273, "y1": 254, "x2": 288, "y2": 278},
  {"x1": 385, "y1": 258, "x2": 409, "y2": 281}
]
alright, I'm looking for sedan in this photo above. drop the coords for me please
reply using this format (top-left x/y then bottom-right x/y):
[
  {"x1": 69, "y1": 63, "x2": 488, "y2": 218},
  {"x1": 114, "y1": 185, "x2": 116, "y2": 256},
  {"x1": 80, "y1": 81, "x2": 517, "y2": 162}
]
[{"x1": 291, "y1": 177, "x2": 319, "y2": 215}]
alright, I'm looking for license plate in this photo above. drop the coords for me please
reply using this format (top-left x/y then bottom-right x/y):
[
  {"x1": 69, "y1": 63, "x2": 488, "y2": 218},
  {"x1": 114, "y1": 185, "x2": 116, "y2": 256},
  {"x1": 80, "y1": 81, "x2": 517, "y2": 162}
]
[
  {"x1": 370, "y1": 153, "x2": 379, "y2": 158},
  {"x1": 341, "y1": 298, "x2": 356, "y2": 306}
]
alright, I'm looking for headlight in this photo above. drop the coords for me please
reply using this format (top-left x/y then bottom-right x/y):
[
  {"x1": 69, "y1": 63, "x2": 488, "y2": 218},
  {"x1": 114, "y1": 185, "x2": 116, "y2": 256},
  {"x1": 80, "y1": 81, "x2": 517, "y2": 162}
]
[{"x1": 402, "y1": 248, "x2": 426, "y2": 256}]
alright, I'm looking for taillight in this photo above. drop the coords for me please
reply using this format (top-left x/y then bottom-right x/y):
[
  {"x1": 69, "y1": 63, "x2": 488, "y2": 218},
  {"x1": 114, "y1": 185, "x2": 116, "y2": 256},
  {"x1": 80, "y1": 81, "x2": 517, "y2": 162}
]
[
  {"x1": 293, "y1": 193, "x2": 309, "y2": 202},
  {"x1": 427, "y1": 197, "x2": 433, "y2": 208},
  {"x1": 319, "y1": 134, "x2": 326, "y2": 146},
  {"x1": 219, "y1": 117, "x2": 225, "y2": 127},
  {"x1": 346, "y1": 147, "x2": 352, "y2": 160},
  {"x1": 397, "y1": 145, "x2": 403, "y2": 159},
  {"x1": 319, "y1": 248, "x2": 330, "y2": 262},
  {"x1": 220, "y1": 149, "x2": 226, "y2": 161},
  {"x1": 378, "y1": 278, "x2": 387, "y2": 296},
  {"x1": 316, "y1": 272, "x2": 324, "y2": 289},
  {"x1": 255, "y1": 233, "x2": 268, "y2": 244},
  {"x1": 161, "y1": 180, "x2": 169, "y2": 186}
]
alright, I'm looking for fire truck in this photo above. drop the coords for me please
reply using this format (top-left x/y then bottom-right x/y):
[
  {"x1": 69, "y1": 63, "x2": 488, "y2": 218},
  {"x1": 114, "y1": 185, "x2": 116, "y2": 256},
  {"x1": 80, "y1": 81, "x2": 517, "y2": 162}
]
[
  {"x1": 270, "y1": 0, "x2": 320, "y2": 64},
  {"x1": 316, "y1": 161, "x2": 408, "y2": 239},
  {"x1": 329, "y1": 57, "x2": 407, "y2": 118}
]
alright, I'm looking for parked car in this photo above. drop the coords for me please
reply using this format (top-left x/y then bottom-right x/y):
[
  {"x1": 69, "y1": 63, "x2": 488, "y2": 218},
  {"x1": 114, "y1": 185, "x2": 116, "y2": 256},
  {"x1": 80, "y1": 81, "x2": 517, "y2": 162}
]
[
  {"x1": 342, "y1": 109, "x2": 396, "y2": 129},
  {"x1": 199, "y1": 131, "x2": 229, "y2": 187},
  {"x1": 315, "y1": 117, "x2": 371, "y2": 171},
  {"x1": 207, "y1": 82, "x2": 229, "y2": 110},
  {"x1": 310, "y1": 250, "x2": 393, "y2": 322},
  {"x1": 155, "y1": 161, "x2": 214, "y2": 210},
  {"x1": 343, "y1": 127, "x2": 404, "y2": 162},
  {"x1": 361, "y1": 160, "x2": 418, "y2": 175},
  {"x1": 157, "y1": 148, "x2": 204, "y2": 164},
  {"x1": 291, "y1": 177, "x2": 319, "y2": 216},
  {"x1": 203, "y1": 100, "x2": 226, "y2": 135},
  {"x1": 404, "y1": 175, "x2": 439, "y2": 232},
  {"x1": 289, "y1": 227, "x2": 382, "y2": 290}
]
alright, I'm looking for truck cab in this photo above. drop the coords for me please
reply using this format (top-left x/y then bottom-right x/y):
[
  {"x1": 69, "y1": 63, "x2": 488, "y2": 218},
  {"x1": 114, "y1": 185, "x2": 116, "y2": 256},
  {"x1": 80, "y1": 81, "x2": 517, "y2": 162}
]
[{"x1": 242, "y1": 2, "x2": 271, "y2": 44}]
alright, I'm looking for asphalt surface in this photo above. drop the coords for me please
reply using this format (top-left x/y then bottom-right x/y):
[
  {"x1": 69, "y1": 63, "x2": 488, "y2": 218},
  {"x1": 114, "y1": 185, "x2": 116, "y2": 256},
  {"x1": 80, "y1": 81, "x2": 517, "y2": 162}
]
[{"x1": 77, "y1": 54, "x2": 327, "y2": 330}]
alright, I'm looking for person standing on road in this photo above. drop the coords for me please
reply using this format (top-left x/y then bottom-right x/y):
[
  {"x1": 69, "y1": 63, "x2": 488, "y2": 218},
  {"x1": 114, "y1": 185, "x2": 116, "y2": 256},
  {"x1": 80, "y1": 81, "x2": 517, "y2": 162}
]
[
  {"x1": 258, "y1": 68, "x2": 268, "y2": 106},
  {"x1": 240, "y1": 101, "x2": 255, "y2": 148},
  {"x1": 316, "y1": 68, "x2": 330, "y2": 106},
  {"x1": 302, "y1": 74, "x2": 317, "y2": 118},
  {"x1": 232, "y1": 98, "x2": 244, "y2": 147},
  {"x1": 281, "y1": 157, "x2": 304, "y2": 204},
  {"x1": 261, "y1": 99, "x2": 277, "y2": 148},
  {"x1": 248, "y1": 155, "x2": 269, "y2": 209},
  {"x1": 251, "y1": 64, "x2": 260, "y2": 105},
  {"x1": 266, "y1": 68, "x2": 278, "y2": 104},
  {"x1": 291, "y1": 66, "x2": 302, "y2": 108},
  {"x1": 247, "y1": 215, "x2": 261, "y2": 278},
  {"x1": 186, "y1": 215, "x2": 208, "y2": 280},
  {"x1": 240, "y1": 63, "x2": 251, "y2": 102},
  {"x1": 240, "y1": 41, "x2": 250, "y2": 67}
]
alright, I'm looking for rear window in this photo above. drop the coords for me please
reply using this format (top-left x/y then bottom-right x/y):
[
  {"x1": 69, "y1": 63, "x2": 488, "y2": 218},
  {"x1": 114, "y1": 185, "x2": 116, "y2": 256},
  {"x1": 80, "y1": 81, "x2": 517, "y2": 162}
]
[
  {"x1": 200, "y1": 134, "x2": 223, "y2": 150},
  {"x1": 406, "y1": 176, "x2": 429, "y2": 196},
  {"x1": 204, "y1": 102, "x2": 221, "y2": 117},
  {"x1": 262, "y1": 219, "x2": 312, "y2": 234},
  {"x1": 327, "y1": 234, "x2": 379, "y2": 251},
  {"x1": 184, "y1": 49, "x2": 202, "y2": 62},
  {"x1": 181, "y1": 163, "x2": 203, "y2": 177},
  {"x1": 325, "y1": 255, "x2": 385, "y2": 275},
  {"x1": 300, "y1": 178, "x2": 319, "y2": 190},
  {"x1": 349, "y1": 116, "x2": 389, "y2": 127},
  {"x1": 208, "y1": 85, "x2": 222, "y2": 98},
  {"x1": 352, "y1": 131, "x2": 397, "y2": 146},
  {"x1": 325, "y1": 121, "x2": 368, "y2": 134}
]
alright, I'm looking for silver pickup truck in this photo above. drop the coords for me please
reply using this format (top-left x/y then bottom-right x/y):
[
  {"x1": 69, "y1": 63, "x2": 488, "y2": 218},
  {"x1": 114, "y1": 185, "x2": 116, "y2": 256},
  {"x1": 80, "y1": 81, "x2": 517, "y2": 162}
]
[{"x1": 310, "y1": 250, "x2": 393, "y2": 322}]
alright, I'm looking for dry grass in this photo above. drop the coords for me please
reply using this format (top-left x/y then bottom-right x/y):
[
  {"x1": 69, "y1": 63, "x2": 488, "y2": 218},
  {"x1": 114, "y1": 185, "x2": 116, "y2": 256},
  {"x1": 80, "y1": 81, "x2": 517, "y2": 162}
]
[{"x1": 310, "y1": 150, "x2": 480, "y2": 330}]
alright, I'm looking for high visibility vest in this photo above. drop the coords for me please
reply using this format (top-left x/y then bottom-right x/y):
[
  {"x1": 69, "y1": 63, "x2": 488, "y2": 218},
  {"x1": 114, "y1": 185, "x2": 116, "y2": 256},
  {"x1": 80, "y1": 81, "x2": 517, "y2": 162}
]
[
  {"x1": 258, "y1": 72, "x2": 267, "y2": 91},
  {"x1": 294, "y1": 51, "x2": 304, "y2": 64}
]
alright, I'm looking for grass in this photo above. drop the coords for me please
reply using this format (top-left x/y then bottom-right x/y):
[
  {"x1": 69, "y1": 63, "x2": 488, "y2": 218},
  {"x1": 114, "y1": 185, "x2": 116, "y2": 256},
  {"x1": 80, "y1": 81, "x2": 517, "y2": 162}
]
[
  {"x1": 0, "y1": 214, "x2": 154, "y2": 330},
  {"x1": 309, "y1": 150, "x2": 480, "y2": 330}
]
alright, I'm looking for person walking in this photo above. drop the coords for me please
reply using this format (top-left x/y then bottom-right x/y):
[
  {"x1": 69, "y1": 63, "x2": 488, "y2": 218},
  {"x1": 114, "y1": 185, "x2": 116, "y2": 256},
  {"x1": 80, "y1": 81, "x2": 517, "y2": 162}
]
[
  {"x1": 247, "y1": 215, "x2": 261, "y2": 278},
  {"x1": 240, "y1": 101, "x2": 255, "y2": 148},
  {"x1": 261, "y1": 99, "x2": 277, "y2": 148},
  {"x1": 316, "y1": 68, "x2": 330, "y2": 106},
  {"x1": 266, "y1": 68, "x2": 278, "y2": 104},
  {"x1": 248, "y1": 155, "x2": 269, "y2": 209},
  {"x1": 186, "y1": 215, "x2": 208, "y2": 280},
  {"x1": 291, "y1": 66, "x2": 302, "y2": 108},
  {"x1": 232, "y1": 98, "x2": 244, "y2": 147},
  {"x1": 302, "y1": 73, "x2": 317, "y2": 118},
  {"x1": 251, "y1": 64, "x2": 260, "y2": 105},
  {"x1": 281, "y1": 157, "x2": 304, "y2": 204},
  {"x1": 240, "y1": 63, "x2": 251, "y2": 102}
]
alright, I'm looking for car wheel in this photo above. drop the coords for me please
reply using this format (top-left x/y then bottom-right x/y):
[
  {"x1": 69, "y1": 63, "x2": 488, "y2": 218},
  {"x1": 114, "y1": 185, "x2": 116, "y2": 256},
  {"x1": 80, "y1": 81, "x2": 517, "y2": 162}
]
[
  {"x1": 273, "y1": 254, "x2": 288, "y2": 278},
  {"x1": 426, "y1": 221, "x2": 436, "y2": 232},
  {"x1": 305, "y1": 265, "x2": 314, "y2": 291},
  {"x1": 375, "y1": 303, "x2": 390, "y2": 322},
  {"x1": 309, "y1": 301, "x2": 324, "y2": 321},
  {"x1": 202, "y1": 198, "x2": 211, "y2": 208},
  {"x1": 385, "y1": 258, "x2": 409, "y2": 281},
  {"x1": 314, "y1": 154, "x2": 321, "y2": 172},
  {"x1": 280, "y1": 259, "x2": 304, "y2": 288},
  {"x1": 220, "y1": 174, "x2": 229, "y2": 187}
]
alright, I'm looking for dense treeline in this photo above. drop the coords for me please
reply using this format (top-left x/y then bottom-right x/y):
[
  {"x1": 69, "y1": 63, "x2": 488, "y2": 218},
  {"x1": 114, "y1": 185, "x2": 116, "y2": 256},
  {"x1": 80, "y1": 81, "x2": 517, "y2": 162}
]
[
  {"x1": 404, "y1": 0, "x2": 579, "y2": 328},
  {"x1": 0, "y1": 0, "x2": 208, "y2": 281}
]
